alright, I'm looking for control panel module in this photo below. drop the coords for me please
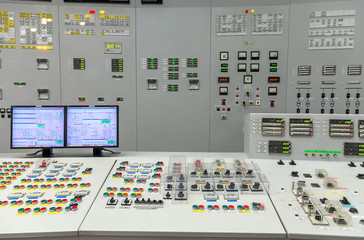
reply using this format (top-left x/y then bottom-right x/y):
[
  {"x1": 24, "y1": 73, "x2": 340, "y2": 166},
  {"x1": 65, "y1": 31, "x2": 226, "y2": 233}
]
[
  {"x1": 245, "y1": 113, "x2": 364, "y2": 160},
  {"x1": 254, "y1": 159, "x2": 364, "y2": 240},
  {"x1": 79, "y1": 156, "x2": 285, "y2": 239},
  {"x1": 0, "y1": 158, "x2": 114, "y2": 239}
]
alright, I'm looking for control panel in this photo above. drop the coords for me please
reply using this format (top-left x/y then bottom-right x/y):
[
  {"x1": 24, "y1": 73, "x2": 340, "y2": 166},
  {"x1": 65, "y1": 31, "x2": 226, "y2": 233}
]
[
  {"x1": 0, "y1": 157, "x2": 114, "y2": 239},
  {"x1": 59, "y1": 0, "x2": 137, "y2": 150},
  {"x1": 0, "y1": 0, "x2": 61, "y2": 153},
  {"x1": 136, "y1": 0, "x2": 211, "y2": 152},
  {"x1": 0, "y1": 0, "x2": 363, "y2": 154},
  {"x1": 245, "y1": 113, "x2": 364, "y2": 160},
  {"x1": 254, "y1": 159, "x2": 364, "y2": 240},
  {"x1": 287, "y1": 0, "x2": 364, "y2": 115},
  {"x1": 210, "y1": 2, "x2": 289, "y2": 151},
  {"x1": 79, "y1": 156, "x2": 285, "y2": 239}
]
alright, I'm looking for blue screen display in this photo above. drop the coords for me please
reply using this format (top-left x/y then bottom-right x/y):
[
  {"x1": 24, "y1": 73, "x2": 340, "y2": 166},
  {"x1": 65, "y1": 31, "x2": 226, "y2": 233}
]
[
  {"x1": 11, "y1": 107, "x2": 65, "y2": 148},
  {"x1": 67, "y1": 106, "x2": 118, "y2": 147}
]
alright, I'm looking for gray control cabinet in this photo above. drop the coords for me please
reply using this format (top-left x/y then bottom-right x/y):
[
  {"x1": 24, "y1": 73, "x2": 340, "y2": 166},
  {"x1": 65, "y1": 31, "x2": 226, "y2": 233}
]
[
  {"x1": 287, "y1": 0, "x2": 364, "y2": 115},
  {"x1": 210, "y1": 0, "x2": 289, "y2": 152},
  {"x1": 136, "y1": 0, "x2": 211, "y2": 152},
  {"x1": 0, "y1": 0, "x2": 61, "y2": 153},
  {"x1": 0, "y1": 0, "x2": 363, "y2": 154},
  {"x1": 59, "y1": 0, "x2": 137, "y2": 150}
]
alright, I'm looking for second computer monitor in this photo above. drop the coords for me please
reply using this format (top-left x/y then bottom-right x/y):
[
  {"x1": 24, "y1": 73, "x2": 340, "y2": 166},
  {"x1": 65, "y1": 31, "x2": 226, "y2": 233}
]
[{"x1": 67, "y1": 106, "x2": 118, "y2": 148}]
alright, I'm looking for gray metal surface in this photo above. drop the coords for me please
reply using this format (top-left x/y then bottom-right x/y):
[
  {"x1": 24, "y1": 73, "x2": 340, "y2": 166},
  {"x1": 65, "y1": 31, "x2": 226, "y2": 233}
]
[{"x1": 135, "y1": 0, "x2": 211, "y2": 152}]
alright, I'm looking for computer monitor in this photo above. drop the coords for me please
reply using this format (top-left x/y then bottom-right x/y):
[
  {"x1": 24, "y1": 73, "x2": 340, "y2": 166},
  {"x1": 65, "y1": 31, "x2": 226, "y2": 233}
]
[
  {"x1": 11, "y1": 106, "x2": 65, "y2": 157},
  {"x1": 67, "y1": 106, "x2": 119, "y2": 156}
]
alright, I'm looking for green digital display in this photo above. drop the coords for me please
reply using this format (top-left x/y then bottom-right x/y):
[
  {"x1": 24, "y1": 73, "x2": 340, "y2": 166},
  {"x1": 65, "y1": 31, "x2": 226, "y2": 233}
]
[{"x1": 106, "y1": 43, "x2": 121, "y2": 49}]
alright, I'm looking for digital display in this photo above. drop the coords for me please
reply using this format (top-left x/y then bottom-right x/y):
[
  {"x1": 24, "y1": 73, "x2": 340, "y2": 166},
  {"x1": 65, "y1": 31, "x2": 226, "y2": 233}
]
[
  {"x1": 67, "y1": 106, "x2": 118, "y2": 147},
  {"x1": 104, "y1": 42, "x2": 122, "y2": 54},
  {"x1": 106, "y1": 43, "x2": 121, "y2": 49},
  {"x1": 11, "y1": 106, "x2": 65, "y2": 148}
]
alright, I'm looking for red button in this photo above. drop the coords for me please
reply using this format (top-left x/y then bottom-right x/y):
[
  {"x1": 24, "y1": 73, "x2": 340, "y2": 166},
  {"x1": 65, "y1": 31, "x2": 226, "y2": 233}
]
[
  {"x1": 229, "y1": 205, "x2": 234, "y2": 209},
  {"x1": 214, "y1": 205, "x2": 219, "y2": 209},
  {"x1": 198, "y1": 205, "x2": 204, "y2": 210}
]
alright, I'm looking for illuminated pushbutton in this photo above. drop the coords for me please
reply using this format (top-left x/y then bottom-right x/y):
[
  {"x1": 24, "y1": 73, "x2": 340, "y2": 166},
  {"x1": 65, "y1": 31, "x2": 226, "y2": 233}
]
[
  {"x1": 229, "y1": 205, "x2": 234, "y2": 210},
  {"x1": 222, "y1": 205, "x2": 229, "y2": 210},
  {"x1": 71, "y1": 205, "x2": 78, "y2": 211},
  {"x1": 207, "y1": 205, "x2": 213, "y2": 210},
  {"x1": 34, "y1": 207, "x2": 41, "y2": 213},
  {"x1": 192, "y1": 205, "x2": 199, "y2": 210},
  {"x1": 121, "y1": 161, "x2": 129, "y2": 166}
]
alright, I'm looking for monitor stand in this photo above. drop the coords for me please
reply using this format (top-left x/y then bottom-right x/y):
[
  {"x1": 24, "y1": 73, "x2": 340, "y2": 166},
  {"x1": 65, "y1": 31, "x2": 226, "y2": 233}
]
[
  {"x1": 42, "y1": 148, "x2": 53, "y2": 158},
  {"x1": 93, "y1": 147, "x2": 103, "y2": 157}
]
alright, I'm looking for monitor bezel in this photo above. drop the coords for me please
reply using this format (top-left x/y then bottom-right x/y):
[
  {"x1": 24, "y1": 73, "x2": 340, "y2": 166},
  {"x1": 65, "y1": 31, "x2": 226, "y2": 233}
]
[
  {"x1": 66, "y1": 105, "x2": 119, "y2": 148},
  {"x1": 10, "y1": 105, "x2": 66, "y2": 149}
]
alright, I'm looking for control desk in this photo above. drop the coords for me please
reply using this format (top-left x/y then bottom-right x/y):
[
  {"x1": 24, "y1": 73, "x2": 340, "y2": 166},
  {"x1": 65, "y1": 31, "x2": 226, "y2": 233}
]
[
  {"x1": 79, "y1": 154, "x2": 285, "y2": 240},
  {"x1": 254, "y1": 159, "x2": 364, "y2": 240},
  {"x1": 0, "y1": 157, "x2": 115, "y2": 239}
]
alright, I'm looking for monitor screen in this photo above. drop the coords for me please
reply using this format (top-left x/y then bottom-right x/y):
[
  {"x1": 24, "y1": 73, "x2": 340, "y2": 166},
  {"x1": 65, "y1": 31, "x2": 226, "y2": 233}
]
[
  {"x1": 11, "y1": 106, "x2": 65, "y2": 148},
  {"x1": 67, "y1": 106, "x2": 118, "y2": 147}
]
